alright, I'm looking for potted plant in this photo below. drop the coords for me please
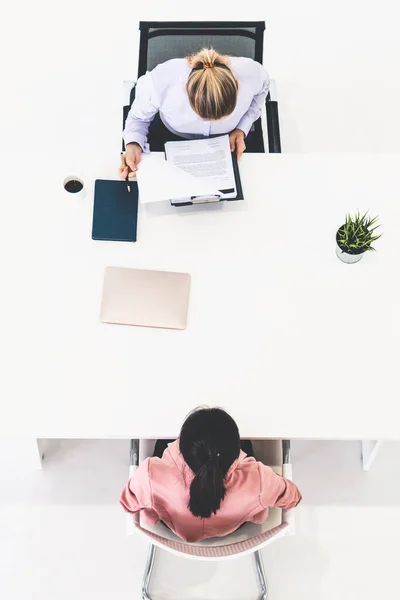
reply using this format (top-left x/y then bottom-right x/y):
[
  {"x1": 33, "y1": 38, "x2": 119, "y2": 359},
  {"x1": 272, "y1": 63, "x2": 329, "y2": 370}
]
[{"x1": 336, "y1": 211, "x2": 382, "y2": 264}]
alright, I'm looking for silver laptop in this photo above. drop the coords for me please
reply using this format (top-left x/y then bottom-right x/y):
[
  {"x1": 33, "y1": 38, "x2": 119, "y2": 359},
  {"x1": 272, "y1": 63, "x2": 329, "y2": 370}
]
[{"x1": 100, "y1": 267, "x2": 191, "y2": 330}]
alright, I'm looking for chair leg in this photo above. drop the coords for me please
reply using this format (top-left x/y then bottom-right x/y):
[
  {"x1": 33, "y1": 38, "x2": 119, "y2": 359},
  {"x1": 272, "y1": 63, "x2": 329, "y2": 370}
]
[
  {"x1": 142, "y1": 544, "x2": 157, "y2": 600},
  {"x1": 142, "y1": 544, "x2": 267, "y2": 600},
  {"x1": 254, "y1": 550, "x2": 268, "y2": 600}
]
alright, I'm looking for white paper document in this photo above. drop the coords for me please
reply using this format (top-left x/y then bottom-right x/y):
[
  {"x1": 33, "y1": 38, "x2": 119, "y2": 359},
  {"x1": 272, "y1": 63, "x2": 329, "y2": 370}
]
[
  {"x1": 136, "y1": 134, "x2": 237, "y2": 204},
  {"x1": 136, "y1": 157, "x2": 219, "y2": 204}
]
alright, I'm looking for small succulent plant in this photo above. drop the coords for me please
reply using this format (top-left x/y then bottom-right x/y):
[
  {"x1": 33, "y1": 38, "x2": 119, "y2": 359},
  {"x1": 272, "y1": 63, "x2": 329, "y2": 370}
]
[{"x1": 337, "y1": 211, "x2": 382, "y2": 254}]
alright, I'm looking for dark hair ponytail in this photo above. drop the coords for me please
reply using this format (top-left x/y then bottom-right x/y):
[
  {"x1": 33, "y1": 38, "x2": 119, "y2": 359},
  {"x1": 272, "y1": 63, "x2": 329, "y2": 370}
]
[
  {"x1": 179, "y1": 408, "x2": 240, "y2": 519},
  {"x1": 189, "y1": 458, "x2": 226, "y2": 518}
]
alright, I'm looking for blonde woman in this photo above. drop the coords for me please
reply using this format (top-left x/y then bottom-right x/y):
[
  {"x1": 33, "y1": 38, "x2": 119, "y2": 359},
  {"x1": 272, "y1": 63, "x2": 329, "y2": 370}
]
[{"x1": 120, "y1": 48, "x2": 270, "y2": 179}]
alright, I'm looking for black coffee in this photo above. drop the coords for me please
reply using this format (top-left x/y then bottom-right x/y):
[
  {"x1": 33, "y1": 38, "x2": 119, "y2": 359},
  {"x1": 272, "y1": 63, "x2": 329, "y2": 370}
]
[{"x1": 64, "y1": 179, "x2": 83, "y2": 193}]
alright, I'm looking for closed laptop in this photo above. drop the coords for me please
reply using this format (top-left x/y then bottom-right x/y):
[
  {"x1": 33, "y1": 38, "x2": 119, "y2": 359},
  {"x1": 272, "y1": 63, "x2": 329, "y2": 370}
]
[{"x1": 100, "y1": 267, "x2": 191, "y2": 330}]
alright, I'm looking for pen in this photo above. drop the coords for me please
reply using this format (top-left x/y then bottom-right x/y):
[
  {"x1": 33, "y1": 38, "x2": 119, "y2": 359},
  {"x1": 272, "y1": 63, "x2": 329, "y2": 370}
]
[
  {"x1": 191, "y1": 195, "x2": 221, "y2": 203},
  {"x1": 120, "y1": 152, "x2": 131, "y2": 193}
]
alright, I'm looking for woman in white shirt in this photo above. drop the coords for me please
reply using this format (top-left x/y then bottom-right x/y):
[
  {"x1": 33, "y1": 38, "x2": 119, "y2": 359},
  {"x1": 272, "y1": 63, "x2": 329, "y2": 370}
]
[{"x1": 120, "y1": 48, "x2": 270, "y2": 179}]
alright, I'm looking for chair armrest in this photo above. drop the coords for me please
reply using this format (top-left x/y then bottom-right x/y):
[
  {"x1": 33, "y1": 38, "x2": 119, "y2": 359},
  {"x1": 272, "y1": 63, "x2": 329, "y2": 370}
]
[
  {"x1": 123, "y1": 80, "x2": 136, "y2": 106},
  {"x1": 130, "y1": 439, "x2": 139, "y2": 466},
  {"x1": 122, "y1": 82, "x2": 137, "y2": 151},
  {"x1": 282, "y1": 440, "x2": 295, "y2": 534},
  {"x1": 268, "y1": 79, "x2": 278, "y2": 102},
  {"x1": 282, "y1": 462, "x2": 293, "y2": 480},
  {"x1": 126, "y1": 439, "x2": 156, "y2": 535},
  {"x1": 126, "y1": 440, "x2": 140, "y2": 536},
  {"x1": 265, "y1": 80, "x2": 281, "y2": 153},
  {"x1": 282, "y1": 439, "x2": 290, "y2": 465},
  {"x1": 265, "y1": 100, "x2": 281, "y2": 153}
]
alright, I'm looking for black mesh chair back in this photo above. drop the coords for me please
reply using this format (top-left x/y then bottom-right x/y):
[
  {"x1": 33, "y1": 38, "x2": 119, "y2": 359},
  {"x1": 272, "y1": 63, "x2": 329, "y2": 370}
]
[{"x1": 138, "y1": 21, "x2": 265, "y2": 76}]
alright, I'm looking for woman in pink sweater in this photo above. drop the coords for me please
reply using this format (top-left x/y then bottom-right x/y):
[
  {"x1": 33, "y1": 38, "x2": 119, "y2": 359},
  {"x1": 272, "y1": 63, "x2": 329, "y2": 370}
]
[{"x1": 120, "y1": 408, "x2": 302, "y2": 543}]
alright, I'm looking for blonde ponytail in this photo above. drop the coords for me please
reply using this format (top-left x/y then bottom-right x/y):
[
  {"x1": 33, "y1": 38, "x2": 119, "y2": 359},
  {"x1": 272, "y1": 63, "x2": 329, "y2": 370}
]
[{"x1": 186, "y1": 48, "x2": 238, "y2": 120}]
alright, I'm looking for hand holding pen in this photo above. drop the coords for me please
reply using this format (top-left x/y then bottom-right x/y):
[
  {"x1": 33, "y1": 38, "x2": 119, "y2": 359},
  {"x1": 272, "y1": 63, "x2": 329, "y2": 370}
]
[
  {"x1": 120, "y1": 143, "x2": 142, "y2": 192},
  {"x1": 120, "y1": 153, "x2": 131, "y2": 192}
]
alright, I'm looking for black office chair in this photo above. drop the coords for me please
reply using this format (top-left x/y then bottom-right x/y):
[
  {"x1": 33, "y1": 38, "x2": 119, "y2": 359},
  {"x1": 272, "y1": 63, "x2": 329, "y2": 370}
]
[{"x1": 122, "y1": 21, "x2": 281, "y2": 153}]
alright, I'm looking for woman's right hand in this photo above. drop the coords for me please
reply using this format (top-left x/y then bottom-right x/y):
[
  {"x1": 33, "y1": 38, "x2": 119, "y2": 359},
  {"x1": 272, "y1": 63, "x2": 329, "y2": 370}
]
[{"x1": 119, "y1": 143, "x2": 142, "y2": 179}]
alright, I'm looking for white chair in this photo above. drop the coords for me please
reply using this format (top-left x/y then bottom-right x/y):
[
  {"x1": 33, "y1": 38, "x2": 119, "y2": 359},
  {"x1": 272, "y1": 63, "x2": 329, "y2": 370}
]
[{"x1": 127, "y1": 439, "x2": 295, "y2": 600}]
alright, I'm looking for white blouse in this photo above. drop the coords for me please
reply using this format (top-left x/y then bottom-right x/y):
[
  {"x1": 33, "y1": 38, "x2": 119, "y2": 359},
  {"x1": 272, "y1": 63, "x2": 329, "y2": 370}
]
[{"x1": 123, "y1": 57, "x2": 270, "y2": 152}]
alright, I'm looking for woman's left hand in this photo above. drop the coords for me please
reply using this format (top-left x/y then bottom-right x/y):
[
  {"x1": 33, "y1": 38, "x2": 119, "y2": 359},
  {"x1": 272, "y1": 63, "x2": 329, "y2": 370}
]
[{"x1": 229, "y1": 129, "x2": 246, "y2": 159}]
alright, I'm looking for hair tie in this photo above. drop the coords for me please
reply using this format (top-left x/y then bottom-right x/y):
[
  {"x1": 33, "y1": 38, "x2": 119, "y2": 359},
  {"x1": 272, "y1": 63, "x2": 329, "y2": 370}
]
[
  {"x1": 206, "y1": 451, "x2": 220, "y2": 462},
  {"x1": 204, "y1": 62, "x2": 214, "y2": 70}
]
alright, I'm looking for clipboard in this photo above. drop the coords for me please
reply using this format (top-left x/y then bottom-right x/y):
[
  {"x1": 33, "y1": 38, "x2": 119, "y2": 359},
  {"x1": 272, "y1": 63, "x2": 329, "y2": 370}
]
[{"x1": 169, "y1": 151, "x2": 244, "y2": 207}]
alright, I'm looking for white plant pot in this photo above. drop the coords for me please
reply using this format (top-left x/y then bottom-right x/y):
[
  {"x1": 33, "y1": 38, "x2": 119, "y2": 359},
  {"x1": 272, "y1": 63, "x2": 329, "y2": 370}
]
[{"x1": 336, "y1": 243, "x2": 364, "y2": 264}]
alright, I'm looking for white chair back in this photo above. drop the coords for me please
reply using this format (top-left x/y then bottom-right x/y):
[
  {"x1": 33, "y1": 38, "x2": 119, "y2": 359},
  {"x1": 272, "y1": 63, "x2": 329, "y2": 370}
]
[{"x1": 126, "y1": 439, "x2": 295, "y2": 560}]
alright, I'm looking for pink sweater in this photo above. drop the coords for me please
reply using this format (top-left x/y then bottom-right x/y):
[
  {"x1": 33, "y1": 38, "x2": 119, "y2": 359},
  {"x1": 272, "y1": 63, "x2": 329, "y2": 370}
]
[{"x1": 120, "y1": 441, "x2": 302, "y2": 542}]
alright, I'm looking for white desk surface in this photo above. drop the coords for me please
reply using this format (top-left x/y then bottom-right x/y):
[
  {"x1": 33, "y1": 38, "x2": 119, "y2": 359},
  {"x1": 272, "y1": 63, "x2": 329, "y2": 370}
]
[
  {"x1": 3, "y1": 0, "x2": 400, "y2": 437},
  {"x1": 2, "y1": 152, "x2": 400, "y2": 439}
]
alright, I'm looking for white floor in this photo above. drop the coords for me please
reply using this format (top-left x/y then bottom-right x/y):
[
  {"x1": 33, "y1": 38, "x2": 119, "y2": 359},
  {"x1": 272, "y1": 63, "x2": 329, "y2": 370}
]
[{"x1": 1, "y1": 439, "x2": 399, "y2": 600}]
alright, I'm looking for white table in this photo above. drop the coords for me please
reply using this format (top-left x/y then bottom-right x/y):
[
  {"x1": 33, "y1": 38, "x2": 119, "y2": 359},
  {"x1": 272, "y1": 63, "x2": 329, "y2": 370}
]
[
  {"x1": 2, "y1": 153, "x2": 400, "y2": 473},
  {"x1": 2, "y1": 2, "x2": 400, "y2": 475}
]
